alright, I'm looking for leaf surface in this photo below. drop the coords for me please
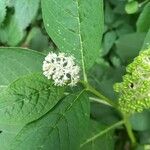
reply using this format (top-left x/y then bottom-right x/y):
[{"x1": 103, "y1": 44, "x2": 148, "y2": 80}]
[
  {"x1": 11, "y1": 91, "x2": 90, "y2": 150},
  {"x1": 80, "y1": 120, "x2": 115, "y2": 150},
  {"x1": 14, "y1": 0, "x2": 40, "y2": 29},
  {"x1": 0, "y1": 16, "x2": 25, "y2": 46},
  {"x1": 142, "y1": 28, "x2": 150, "y2": 50},
  {"x1": 0, "y1": 74, "x2": 65, "y2": 125},
  {"x1": 0, "y1": 124, "x2": 23, "y2": 150},
  {"x1": 130, "y1": 110, "x2": 150, "y2": 131},
  {"x1": 116, "y1": 33, "x2": 146, "y2": 65},
  {"x1": 136, "y1": 2, "x2": 150, "y2": 32},
  {"x1": 41, "y1": 0, "x2": 104, "y2": 79},
  {"x1": 0, "y1": 47, "x2": 45, "y2": 86}
]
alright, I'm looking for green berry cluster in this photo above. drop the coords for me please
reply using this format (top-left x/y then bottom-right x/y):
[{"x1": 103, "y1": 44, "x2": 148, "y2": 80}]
[{"x1": 114, "y1": 49, "x2": 150, "y2": 114}]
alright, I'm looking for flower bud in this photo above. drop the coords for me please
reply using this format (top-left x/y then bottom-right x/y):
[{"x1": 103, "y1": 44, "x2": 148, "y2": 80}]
[{"x1": 114, "y1": 49, "x2": 150, "y2": 114}]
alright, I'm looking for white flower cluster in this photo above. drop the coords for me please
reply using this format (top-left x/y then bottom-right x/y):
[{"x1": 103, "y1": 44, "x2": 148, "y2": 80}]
[{"x1": 43, "y1": 52, "x2": 80, "y2": 86}]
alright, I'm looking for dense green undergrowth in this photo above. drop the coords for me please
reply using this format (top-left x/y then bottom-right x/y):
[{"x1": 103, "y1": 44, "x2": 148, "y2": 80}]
[{"x1": 0, "y1": 0, "x2": 150, "y2": 150}]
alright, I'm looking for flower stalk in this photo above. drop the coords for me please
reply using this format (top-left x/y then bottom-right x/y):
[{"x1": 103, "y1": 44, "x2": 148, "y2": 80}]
[
  {"x1": 80, "y1": 81, "x2": 117, "y2": 108},
  {"x1": 123, "y1": 114, "x2": 137, "y2": 147}
]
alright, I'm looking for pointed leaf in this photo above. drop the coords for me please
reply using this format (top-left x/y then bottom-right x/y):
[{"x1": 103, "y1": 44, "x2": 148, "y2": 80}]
[
  {"x1": 136, "y1": 2, "x2": 150, "y2": 32},
  {"x1": 41, "y1": 0, "x2": 104, "y2": 77},
  {"x1": 14, "y1": 0, "x2": 40, "y2": 29},
  {"x1": 0, "y1": 16, "x2": 25, "y2": 46}
]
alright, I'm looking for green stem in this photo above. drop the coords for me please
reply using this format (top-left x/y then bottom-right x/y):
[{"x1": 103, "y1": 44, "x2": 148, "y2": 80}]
[
  {"x1": 80, "y1": 81, "x2": 136, "y2": 147},
  {"x1": 123, "y1": 114, "x2": 136, "y2": 146},
  {"x1": 89, "y1": 97, "x2": 113, "y2": 107},
  {"x1": 86, "y1": 83, "x2": 117, "y2": 108},
  {"x1": 80, "y1": 120, "x2": 124, "y2": 147},
  {"x1": 139, "y1": 0, "x2": 149, "y2": 7}
]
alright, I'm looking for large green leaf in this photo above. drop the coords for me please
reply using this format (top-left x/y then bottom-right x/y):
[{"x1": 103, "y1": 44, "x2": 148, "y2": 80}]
[
  {"x1": 11, "y1": 90, "x2": 90, "y2": 150},
  {"x1": 14, "y1": 0, "x2": 40, "y2": 29},
  {"x1": 142, "y1": 28, "x2": 150, "y2": 50},
  {"x1": 130, "y1": 110, "x2": 150, "y2": 131},
  {"x1": 25, "y1": 27, "x2": 49, "y2": 51},
  {"x1": 89, "y1": 59, "x2": 125, "y2": 100},
  {"x1": 136, "y1": 2, "x2": 150, "y2": 32},
  {"x1": 0, "y1": 47, "x2": 45, "y2": 86},
  {"x1": 91, "y1": 103, "x2": 120, "y2": 125},
  {"x1": 0, "y1": 0, "x2": 40, "y2": 45},
  {"x1": 80, "y1": 120, "x2": 115, "y2": 150},
  {"x1": 116, "y1": 32, "x2": 146, "y2": 65},
  {"x1": 0, "y1": 73, "x2": 65, "y2": 125},
  {"x1": 41, "y1": 0, "x2": 104, "y2": 78},
  {"x1": 102, "y1": 30, "x2": 117, "y2": 56}
]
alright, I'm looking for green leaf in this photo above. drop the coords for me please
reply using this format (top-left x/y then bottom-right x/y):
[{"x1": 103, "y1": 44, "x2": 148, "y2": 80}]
[
  {"x1": 0, "y1": 74, "x2": 64, "y2": 124},
  {"x1": 89, "y1": 60, "x2": 125, "y2": 100},
  {"x1": 136, "y1": 2, "x2": 150, "y2": 32},
  {"x1": 80, "y1": 120, "x2": 115, "y2": 150},
  {"x1": 14, "y1": 0, "x2": 40, "y2": 29},
  {"x1": 116, "y1": 32, "x2": 146, "y2": 65},
  {"x1": 141, "y1": 28, "x2": 150, "y2": 50},
  {"x1": 91, "y1": 103, "x2": 120, "y2": 125},
  {"x1": 41, "y1": 0, "x2": 104, "y2": 78},
  {"x1": 0, "y1": 47, "x2": 45, "y2": 86},
  {"x1": 0, "y1": 0, "x2": 6, "y2": 24},
  {"x1": 116, "y1": 23, "x2": 134, "y2": 37},
  {"x1": 0, "y1": 0, "x2": 40, "y2": 45},
  {"x1": 24, "y1": 27, "x2": 49, "y2": 51},
  {"x1": 113, "y1": 1, "x2": 126, "y2": 14},
  {"x1": 0, "y1": 16, "x2": 25, "y2": 46},
  {"x1": 101, "y1": 30, "x2": 117, "y2": 56},
  {"x1": 110, "y1": 55, "x2": 122, "y2": 68},
  {"x1": 125, "y1": 1, "x2": 139, "y2": 14},
  {"x1": 11, "y1": 90, "x2": 90, "y2": 150},
  {"x1": 138, "y1": 130, "x2": 150, "y2": 145},
  {"x1": 130, "y1": 110, "x2": 150, "y2": 131},
  {"x1": 0, "y1": 73, "x2": 65, "y2": 125},
  {"x1": 105, "y1": 1, "x2": 116, "y2": 25}
]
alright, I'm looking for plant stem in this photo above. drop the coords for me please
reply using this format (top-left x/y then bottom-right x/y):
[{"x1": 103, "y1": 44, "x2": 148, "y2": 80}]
[
  {"x1": 80, "y1": 120, "x2": 124, "y2": 147},
  {"x1": 80, "y1": 81, "x2": 137, "y2": 146},
  {"x1": 139, "y1": 0, "x2": 149, "y2": 7},
  {"x1": 123, "y1": 114, "x2": 136, "y2": 146},
  {"x1": 89, "y1": 97, "x2": 113, "y2": 107},
  {"x1": 86, "y1": 84, "x2": 117, "y2": 108}
]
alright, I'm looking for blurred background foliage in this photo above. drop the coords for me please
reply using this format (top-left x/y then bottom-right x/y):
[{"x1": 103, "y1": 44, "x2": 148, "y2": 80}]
[{"x1": 0, "y1": 0, "x2": 150, "y2": 149}]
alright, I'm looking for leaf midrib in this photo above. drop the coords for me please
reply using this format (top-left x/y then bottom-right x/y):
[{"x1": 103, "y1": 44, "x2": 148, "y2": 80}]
[
  {"x1": 75, "y1": 0, "x2": 87, "y2": 82},
  {"x1": 43, "y1": 90, "x2": 85, "y2": 137},
  {"x1": 0, "y1": 85, "x2": 53, "y2": 110}
]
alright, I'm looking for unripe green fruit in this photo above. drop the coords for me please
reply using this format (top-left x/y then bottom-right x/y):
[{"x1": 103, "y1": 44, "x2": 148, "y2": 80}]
[{"x1": 114, "y1": 49, "x2": 150, "y2": 114}]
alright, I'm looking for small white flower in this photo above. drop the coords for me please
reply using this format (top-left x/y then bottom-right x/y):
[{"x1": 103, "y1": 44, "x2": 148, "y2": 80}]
[{"x1": 43, "y1": 52, "x2": 80, "y2": 86}]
